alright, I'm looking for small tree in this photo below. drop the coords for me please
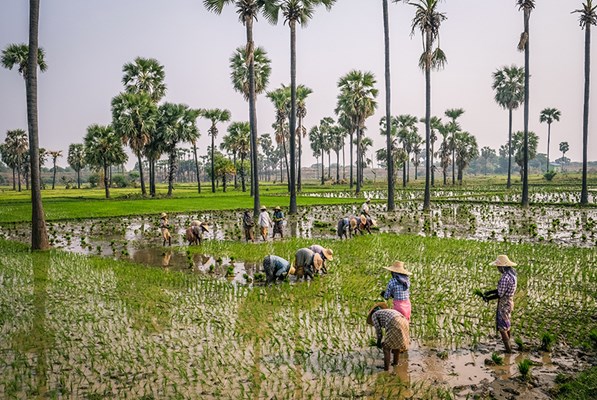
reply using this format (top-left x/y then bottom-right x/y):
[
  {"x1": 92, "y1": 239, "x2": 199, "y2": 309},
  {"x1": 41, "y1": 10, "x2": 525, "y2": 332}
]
[{"x1": 67, "y1": 143, "x2": 86, "y2": 189}]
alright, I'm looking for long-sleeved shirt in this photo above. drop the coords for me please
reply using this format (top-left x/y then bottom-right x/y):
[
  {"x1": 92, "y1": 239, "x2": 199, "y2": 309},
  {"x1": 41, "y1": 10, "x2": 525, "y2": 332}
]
[
  {"x1": 497, "y1": 271, "x2": 517, "y2": 298},
  {"x1": 384, "y1": 274, "x2": 410, "y2": 301},
  {"x1": 295, "y1": 248, "x2": 315, "y2": 267},
  {"x1": 243, "y1": 213, "x2": 254, "y2": 228},
  {"x1": 372, "y1": 309, "x2": 401, "y2": 342},
  {"x1": 259, "y1": 211, "x2": 272, "y2": 227},
  {"x1": 273, "y1": 211, "x2": 284, "y2": 222},
  {"x1": 268, "y1": 255, "x2": 291, "y2": 276},
  {"x1": 361, "y1": 202, "x2": 370, "y2": 214}
]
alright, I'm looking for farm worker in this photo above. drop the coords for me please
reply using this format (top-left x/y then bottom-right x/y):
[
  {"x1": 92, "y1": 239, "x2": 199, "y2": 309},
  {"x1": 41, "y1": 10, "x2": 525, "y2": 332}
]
[
  {"x1": 294, "y1": 248, "x2": 323, "y2": 280},
  {"x1": 481, "y1": 255, "x2": 518, "y2": 353},
  {"x1": 187, "y1": 220, "x2": 209, "y2": 245},
  {"x1": 258, "y1": 206, "x2": 273, "y2": 241},
  {"x1": 380, "y1": 261, "x2": 412, "y2": 321},
  {"x1": 337, "y1": 217, "x2": 350, "y2": 239},
  {"x1": 159, "y1": 213, "x2": 171, "y2": 246},
  {"x1": 367, "y1": 302, "x2": 410, "y2": 371},
  {"x1": 349, "y1": 216, "x2": 359, "y2": 235},
  {"x1": 361, "y1": 197, "x2": 371, "y2": 217},
  {"x1": 272, "y1": 206, "x2": 285, "y2": 238},
  {"x1": 263, "y1": 255, "x2": 295, "y2": 285},
  {"x1": 242, "y1": 210, "x2": 255, "y2": 242},
  {"x1": 308, "y1": 244, "x2": 333, "y2": 274},
  {"x1": 359, "y1": 215, "x2": 376, "y2": 234}
]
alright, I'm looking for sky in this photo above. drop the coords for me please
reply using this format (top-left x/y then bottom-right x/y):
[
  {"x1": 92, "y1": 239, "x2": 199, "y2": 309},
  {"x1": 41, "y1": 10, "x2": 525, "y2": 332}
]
[{"x1": 0, "y1": 0, "x2": 596, "y2": 170}]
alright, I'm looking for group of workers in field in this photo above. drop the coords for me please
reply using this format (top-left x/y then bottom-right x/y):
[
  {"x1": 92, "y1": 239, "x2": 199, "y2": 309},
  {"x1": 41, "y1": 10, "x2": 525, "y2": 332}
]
[{"x1": 160, "y1": 197, "x2": 519, "y2": 370}]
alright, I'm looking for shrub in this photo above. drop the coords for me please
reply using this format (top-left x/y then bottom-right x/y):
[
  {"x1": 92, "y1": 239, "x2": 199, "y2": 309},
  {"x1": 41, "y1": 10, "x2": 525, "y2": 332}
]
[
  {"x1": 544, "y1": 170, "x2": 557, "y2": 181},
  {"x1": 88, "y1": 174, "x2": 100, "y2": 188},
  {"x1": 111, "y1": 174, "x2": 128, "y2": 188}
]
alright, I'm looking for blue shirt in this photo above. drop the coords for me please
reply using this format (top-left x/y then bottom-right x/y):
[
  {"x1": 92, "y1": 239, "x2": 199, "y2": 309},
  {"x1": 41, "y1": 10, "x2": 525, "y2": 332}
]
[
  {"x1": 384, "y1": 274, "x2": 410, "y2": 301},
  {"x1": 269, "y1": 255, "x2": 290, "y2": 277}
]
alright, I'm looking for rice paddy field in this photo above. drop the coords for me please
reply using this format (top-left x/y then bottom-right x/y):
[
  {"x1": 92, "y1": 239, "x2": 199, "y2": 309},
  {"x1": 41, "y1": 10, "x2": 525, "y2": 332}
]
[{"x1": 0, "y1": 180, "x2": 596, "y2": 399}]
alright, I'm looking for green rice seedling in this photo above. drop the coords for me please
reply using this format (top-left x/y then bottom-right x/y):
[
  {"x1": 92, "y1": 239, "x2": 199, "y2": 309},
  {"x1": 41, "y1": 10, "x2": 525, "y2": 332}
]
[
  {"x1": 515, "y1": 337, "x2": 526, "y2": 351},
  {"x1": 491, "y1": 352, "x2": 504, "y2": 365},
  {"x1": 540, "y1": 332, "x2": 556, "y2": 352},
  {"x1": 518, "y1": 359, "x2": 532, "y2": 381},
  {"x1": 589, "y1": 329, "x2": 597, "y2": 348}
]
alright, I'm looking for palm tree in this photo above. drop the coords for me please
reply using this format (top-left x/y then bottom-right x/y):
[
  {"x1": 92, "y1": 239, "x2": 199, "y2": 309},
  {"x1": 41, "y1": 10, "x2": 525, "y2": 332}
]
[
  {"x1": 191, "y1": 138, "x2": 202, "y2": 193},
  {"x1": 396, "y1": 114, "x2": 418, "y2": 186},
  {"x1": 266, "y1": 87, "x2": 291, "y2": 187},
  {"x1": 559, "y1": 141, "x2": 570, "y2": 171},
  {"x1": 0, "y1": 143, "x2": 16, "y2": 190},
  {"x1": 336, "y1": 70, "x2": 378, "y2": 194},
  {"x1": 224, "y1": 121, "x2": 251, "y2": 192},
  {"x1": 84, "y1": 124, "x2": 127, "y2": 199},
  {"x1": 444, "y1": 108, "x2": 464, "y2": 185},
  {"x1": 2, "y1": 9, "x2": 50, "y2": 249},
  {"x1": 328, "y1": 124, "x2": 344, "y2": 183},
  {"x1": 3, "y1": 129, "x2": 28, "y2": 192},
  {"x1": 265, "y1": 0, "x2": 334, "y2": 214},
  {"x1": 492, "y1": 65, "x2": 524, "y2": 188},
  {"x1": 574, "y1": 0, "x2": 597, "y2": 205},
  {"x1": 1, "y1": 43, "x2": 47, "y2": 79},
  {"x1": 409, "y1": 0, "x2": 447, "y2": 210},
  {"x1": 158, "y1": 103, "x2": 200, "y2": 197},
  {"x1": 539, "y1": 108, "x2": 561, "y2": 172},
  {"x1": 517, "y1": 0, "x2": 536, "y2": 207},
  {"x1": 111, "y1": 92, "x2": 158, "y2": 196},
  {"x1": 48, "y1": 150, "x2": 62, "y2": 189},
  {"x1": 437, "y1": 122, "x2": 451, "y2": 185},
  {"x1": 453, "y1": 131, "x2": 479, "y2": 184},
  {"x1": 67, "y1": 144, "x2": 85, "y2": 189},
  {"x1": 295, "y1": 84, "x2": 313, "y2": 192},
  {"x1": 480, "y1": 146, "x2": 496, "y2": 175},
  {"x1": 309, "y1": 124, "x2": 325, "y2": 185},
  {"x1": 122, "y1": 57, "x2": 167, "y2": 103},
  {"x1": 205, "y1": 0, "x2": 277, "y2": 215},
  {"x1": 511, "y1": 130, "x2": 538, "y2": 181},
  {"x1": 200, "y1": 108, "x2": 231, "y2": 193}
]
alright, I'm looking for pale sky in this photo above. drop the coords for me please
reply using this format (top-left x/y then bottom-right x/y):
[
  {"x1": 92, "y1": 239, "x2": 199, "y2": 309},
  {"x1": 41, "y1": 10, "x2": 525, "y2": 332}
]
[{"x1": 0, "y1": 0, "x2": 595, "y2": 169}]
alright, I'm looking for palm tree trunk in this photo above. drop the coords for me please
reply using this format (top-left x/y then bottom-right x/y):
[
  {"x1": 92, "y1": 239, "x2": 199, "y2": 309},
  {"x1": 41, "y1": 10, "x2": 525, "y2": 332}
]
[
  {"x1": 241, "y1": 153, "x2": 246, "y2": 192},
  {"x1": 51, "y1": 159, "x2": 56, "y2": 189},
  {"x1": 581, "y1": 23, "x2": 591, "y2": 205},
  {"x1": 233, "y1": 152, "x2": 238, "y2": 189},
  {"x1": 246, "y1": 17, "x2": 260, "y2": 215},
  {"x1": 193, "y1": 143, "x2": 201, "y2": 194},
  {"x1": 336, "y1": 149, "x2": 340, "y2": 182},
  {"x1": 167, "y1": 149, "x2": 176, "y2": 197},
  {"x1": 288, "y1": 21, "x2": 298, "y2": 214},
  {"x1": 356, "y1": 127, "x2": 361, "y2": 194},
  {"x1": 431, "y1": 142, "x2": 435, "y2": 186},
  {"x1": 521, "y1": 9, "x2": 530, "y2": 208},
  {"x1": 77, "y1": 168, "x2": 80, "y2": 189},
  {"x1": 211, "y1": 132, "x2": 216, "y2": 193},
  {"x1": 342, "y1": 141, "x2": 346, "y2": 180},
  {"x1": 321, "y1": 147, "x2": 324, "y2": 185},
  {"x1": 507, "y1": 107, "x2": 513, "y2": 189},
  {"x1": 103, "y1": 163, "x2": 110, "y2": 199},
  {"x1": 223, "y1": 173, "x2": 227, "y2": 193},
  {"x1": 328, "y1": 151, "x2": 331, "y2": 179},
  {"x1": 423, "y1": 28, "x2": 432, "y2": 211},
  {"x1": 451, "y1": 135, "x2": 455, "y2": 185},
  {"x1": 26, "y1": 0, "x2": 49, "y2": 250},
  {"x1": 383, "y1": 0, "x2": 395, "y2": 211},
  {"x1": 297, "y1": 128, "x2": 302, "y2": 192},
  {"x1": 282, "y1": 137, "x2": 290, "y2": 190},
  {"x1": 137, "y1": 153, "x2": 146, "y2": 196},
  {"x1": 12, "y1": 167, "x2": 16, "y2": 190},
  {"x1": 546, "y1": 122, "x2": 551, "y2": 172},
  {"x1": 17, "y1": 165, "x2": 22, "y2": 192},
  {"x1": 349, "y1": 130, "x2": 354, "y2": 188},
  {"x1": 403, "y1": 151, "x2": 407, "y2": 187}
]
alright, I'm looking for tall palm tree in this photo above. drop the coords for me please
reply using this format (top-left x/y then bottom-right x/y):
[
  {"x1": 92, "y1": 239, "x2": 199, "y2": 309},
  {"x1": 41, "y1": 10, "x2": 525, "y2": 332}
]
[
  {"x1": 84, "y1": 124, "x2": 127, "y2": 199},
  {"x1": 267, "y1": 87, "x2": 292, "y2": 187},
  {"x1": 111, "y1": 92, "x2": 157, "y2": 196},
  {"x1": 200, "y1": 108, "x2": 231, "y2": 193},
  {"x1": 559, "y1": 141, "x2": 570, "y2": 171},
  {"x1": 265, "y1": 0, "x2": 335, "y2": 214},
  {"x1": 225, "y1": 121, "x2": 251, "y2": 192},
  {"x1": 205, "y1": 0, "x2": 277, "y2": 215},
  {"x1": 511, "y1": 130, "x2": 538, "y2": 180},
  {"x1": 574, "y1": 0, "x2": 597, "y2": 205},
  {"x1": 158, "y1": 103, "x2": 200, "y2": 197},
  {"x1": 444, "y1": 108, "x2": 464, "y2": 185},
  {"x1": 492, "y1": 65, "x2": 524, "y2": 188},
  {"x1": 409, "y1": 0, "x2": 447, "y2": 210},
  {"x1": 336, "y1": 70, "x2": 378, "y2": 194},
  {"x1": 3, "y1": 129, "x2": 28, "y2": 192},
  {"x1": 309, "y1": 125, "x2": 325, "y2": 185},
  {"x1": 295, "y1": 84, "x2": 313, "y2": 192},
  {"x1": 517, "y1": 0, "x2": 535, "y2": 207},
  {"x1": 396, "y1": 114, "x2": 418, "y2": 186},
  {"x1": 67, "y1": 143, "x2": 85, "y2": 189},
  {"x1": 122, "y1": 57, "x2": 167, "y2": 103},
  {"x1": 453, "y1": 131, "x2": 479, "y2": 184},
  {"x1": 48, "y1": 150, "x2": 62, "y2": 189},
  {"x1": 539, "y1": 108, "x2": 561, "y2": 172}
]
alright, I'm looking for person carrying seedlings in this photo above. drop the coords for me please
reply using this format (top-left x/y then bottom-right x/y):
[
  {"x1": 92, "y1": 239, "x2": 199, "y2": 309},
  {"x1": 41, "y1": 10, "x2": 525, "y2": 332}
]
[
  {"x1": 380, "y1": 261, "x2": 412, "y2": 321},
  {"x1": 294, "y1": 247, "x2": 323, "y2": 280},
  {"x1": 262, "y1": 255, "x2": 295, "y2": 285},
  {"x1": 272, "y1": 206, "x2": 285, "y2": 238},
  {"x1": 367, "y1": 302, "x2": 410, "y2": 371},
  {"x1": 159, "y1": 212, "x2": 172, "y2": 246},
  {"x1": 480, "y1": 255, "x2": 518, "y2": 353},
  {"x1": 258, "y1": 206, "x2": 273, "y2": 241},
  {"x1": 308, "y1": 244, "x2": 333, "y2": 274},
  {"x1": 242, "y1": 210, "x2": 255, "y2": 242}
]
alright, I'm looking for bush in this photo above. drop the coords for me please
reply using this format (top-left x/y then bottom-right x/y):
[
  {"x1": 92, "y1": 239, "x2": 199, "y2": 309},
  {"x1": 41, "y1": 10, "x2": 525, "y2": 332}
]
[
  {"x1": 544, "y1": 170, "x2": 557, "y2": 181},
  {"x1": 112, "y1": 175, "x2": 128, "y2": 188},
  {"x1": 88, "y1": 174, "x2": 100, "y2": 188}
]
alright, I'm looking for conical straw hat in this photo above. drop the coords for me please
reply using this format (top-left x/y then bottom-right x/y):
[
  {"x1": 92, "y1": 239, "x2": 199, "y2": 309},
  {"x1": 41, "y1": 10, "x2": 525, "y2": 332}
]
[
  {"x1": 383, "y1": 261, "x2": 411, "y2": 276},
  {"x1": 491, "y1": 255, "x2": 517, "y2": 267},
  {"x1": 367, "y1": 302, "x2": 388, "y2": 325}
]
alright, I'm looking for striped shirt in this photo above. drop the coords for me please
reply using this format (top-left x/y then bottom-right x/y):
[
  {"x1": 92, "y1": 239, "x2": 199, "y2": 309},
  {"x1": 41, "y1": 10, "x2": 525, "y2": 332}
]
[
  {"x1": 372, "y1": 309, "x2": 402, "y2": 342},
  {"x1": 497, "y1": 271, "x2": 517, "y2": 298}
]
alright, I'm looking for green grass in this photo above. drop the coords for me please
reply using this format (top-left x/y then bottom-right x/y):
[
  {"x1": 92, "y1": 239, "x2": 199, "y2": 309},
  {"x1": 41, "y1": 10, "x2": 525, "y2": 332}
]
[{"x1": 554, "y1": 367, "x2": 597, "y2": 400}]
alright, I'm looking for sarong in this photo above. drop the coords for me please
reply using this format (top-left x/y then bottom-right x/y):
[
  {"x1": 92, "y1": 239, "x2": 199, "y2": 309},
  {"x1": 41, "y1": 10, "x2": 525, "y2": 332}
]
[
  {"x1": 393, "y1": 299, "x2": 411, "y2": 321},
  {"x1": 496, "y1": 296, "x2": 514, "y2": 332},
  {"x1": 383, "y1": 314, "x2": 410, "y2": 352}
]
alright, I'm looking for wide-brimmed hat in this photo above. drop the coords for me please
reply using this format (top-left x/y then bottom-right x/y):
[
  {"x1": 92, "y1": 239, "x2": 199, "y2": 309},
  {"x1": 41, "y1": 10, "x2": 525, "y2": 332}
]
[
  {"x1": 323, "y1": 248, "x2": 333, "y2": 261},
  {"x1": 359, "y1": 215, "x2": 367, "y2": 225},
  {"x1": 367, "y1": 302, "x2": 388, "y2": 325},
  {"x1": 492, "y1": 255, "x2": 517, "y2": 267},
  {"x1": 274, "y1": 206, "x2": 281, "y2": 211},
  {"x1": 313, "y1": 253, "x2": 324, "y2": 271},
  {"x1": 260, "y1": 206, "x2": 267, "y2": 211},
  {"x1": 384, "y1": 261, "x2": 411, "y2": 276},
  {"x1": 160, "y1": 212, "x2": 167, "y2": 219},
  {"x1": 288, "y1": 264, "x2": 296, "y2": 275},
  {"x1": 200, "y1": 222, "x2": 210, "y2": 232},
  {"x1": 349, "y1": 218, "x2": 357, "y2": 229}
]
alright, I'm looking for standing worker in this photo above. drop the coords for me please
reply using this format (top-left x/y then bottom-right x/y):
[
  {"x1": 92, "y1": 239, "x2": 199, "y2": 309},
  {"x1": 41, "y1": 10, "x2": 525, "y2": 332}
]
[
  {"x1": 481, "y1": 255, "x2": 518, "y2": 353},
  {"x1": 381, "y1": 261, "x2": 412, "y2": 321},
  {"x1": 242, "y1": 210, "x2": 255, "y2": 242},
  {"x1": 272, "y1": 206, "x2": 285, "y2": 239},
  {"x1": 258, "y1": 206, "x2": 273, "y2": 241}
]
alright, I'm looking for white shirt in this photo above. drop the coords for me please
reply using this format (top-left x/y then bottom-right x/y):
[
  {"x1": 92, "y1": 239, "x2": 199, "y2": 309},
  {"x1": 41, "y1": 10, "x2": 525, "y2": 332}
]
[
  {"x1": 259, "y1": 211, "x2": 272, "y2": 227},
  {"x1": 362, "y1": 202, "x2": 370, "y2": 214}
]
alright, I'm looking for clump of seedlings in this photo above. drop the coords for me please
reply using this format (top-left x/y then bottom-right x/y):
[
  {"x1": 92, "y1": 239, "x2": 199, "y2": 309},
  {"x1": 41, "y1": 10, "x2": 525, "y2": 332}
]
[
  {"x1": 540, "y1": 332, "x2": 556, "y2": 352},
  {"x1": 518, "y1": 359, "x2": 532, "y2": 382}
]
